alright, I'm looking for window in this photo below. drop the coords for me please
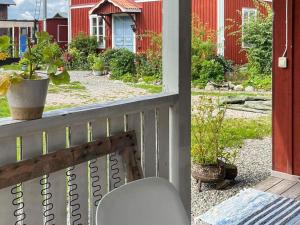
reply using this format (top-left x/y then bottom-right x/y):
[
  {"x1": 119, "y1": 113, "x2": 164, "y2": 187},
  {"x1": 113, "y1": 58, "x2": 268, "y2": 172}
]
[
  {"x1": 242, "y1": 8, "x2": 257, "y2": 48},
  {"x1": 90, "y1": 15, "x2": 105, "y2": 48}
]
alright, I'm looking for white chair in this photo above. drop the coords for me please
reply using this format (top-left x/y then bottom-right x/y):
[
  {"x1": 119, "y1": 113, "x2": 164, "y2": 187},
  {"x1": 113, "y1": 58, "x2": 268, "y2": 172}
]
[{"x1": 96, "y1": 177, "x2": 190, "y2": 225}]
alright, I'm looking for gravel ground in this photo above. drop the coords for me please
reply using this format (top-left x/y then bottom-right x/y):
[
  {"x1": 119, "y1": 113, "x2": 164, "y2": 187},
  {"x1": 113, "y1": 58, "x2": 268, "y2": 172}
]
[
  {"x1": 46, "y1": 71, "x2": 148, "y2": 106},
  {"x1": 192, "y1": 137, "x2": 272, "y2": 225}
]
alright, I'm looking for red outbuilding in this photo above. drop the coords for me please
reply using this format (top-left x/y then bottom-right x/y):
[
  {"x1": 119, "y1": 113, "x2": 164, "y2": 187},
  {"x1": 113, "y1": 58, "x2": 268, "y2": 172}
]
[
  {"x1": 69, "y1": 0, "x2": 272, "y2": 64},
  {"x1": 39, "y1": 13, "x2": 69, "y2": 49}
]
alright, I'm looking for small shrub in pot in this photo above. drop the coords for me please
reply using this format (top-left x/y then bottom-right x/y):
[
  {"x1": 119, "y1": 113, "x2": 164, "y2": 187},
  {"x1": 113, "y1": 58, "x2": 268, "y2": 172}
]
[
  {"x1": 0, "y1": 32, "x2": 70, "y2": 120},
  {"x1": 192, "y1": 97, "x2": 239, "y2": 190}
]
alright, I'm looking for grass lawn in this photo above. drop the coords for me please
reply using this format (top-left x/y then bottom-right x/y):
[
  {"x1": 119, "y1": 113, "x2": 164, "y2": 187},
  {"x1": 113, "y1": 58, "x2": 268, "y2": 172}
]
[
  {"x1": 0, "y1": 97, "x2": 72, "y2": 118},
  {"x1": 192, "y1": 116, "x2": 272, "y2": 150},
  {"x1": 48, "y1": 81, "x2": 86, "y2": 93},
  {"x1": 0, "y1": 63, "x2": 22, "y2": 71},
  {"x1": 131, "y1": 83, "x2": 163, "y2": 93}
]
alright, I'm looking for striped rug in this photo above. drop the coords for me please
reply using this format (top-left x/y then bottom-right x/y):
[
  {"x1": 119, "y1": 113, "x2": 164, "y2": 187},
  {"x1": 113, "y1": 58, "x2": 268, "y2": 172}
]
[{"x1": 197, "y1": 188, "x2": 300, "y2": 225}]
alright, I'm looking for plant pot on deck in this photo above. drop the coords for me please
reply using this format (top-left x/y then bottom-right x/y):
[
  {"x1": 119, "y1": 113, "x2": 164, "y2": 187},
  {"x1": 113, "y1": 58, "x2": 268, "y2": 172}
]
[{"x1": 7, "y1": 78, "x2": 49, "y2": 120}]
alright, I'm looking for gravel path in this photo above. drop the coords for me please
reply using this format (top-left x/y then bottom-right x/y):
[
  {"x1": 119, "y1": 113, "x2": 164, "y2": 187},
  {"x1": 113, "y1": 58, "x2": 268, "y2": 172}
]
[
  {"x1": 192, "y1": 137, "x2": 272, "y2": 224},
  {"x1": 46, "y1": 71, "x2": 148, "y2": 106}
]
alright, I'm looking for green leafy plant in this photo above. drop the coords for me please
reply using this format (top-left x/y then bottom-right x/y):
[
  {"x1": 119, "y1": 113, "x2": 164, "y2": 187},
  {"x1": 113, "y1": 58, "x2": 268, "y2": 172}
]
[
  {"x1": 92, "y1": 56, "x2": 105, "y2": 72},
  {"x1": 0, "y1": 36, "x2": 11, "y2": 60},
  {"x1": 229, "y1": 0, "x2": 272, "y2": 76},
  {"x1": 68, "y1": 33, "x2": 98, "y2": 70},
  {"x1": 192, "y1": 97, "x2": 226, "y2": 165},
  {"x1": 109, "y1": 48, "x2": 136, "y2": 79},
  {"x1": 192, "y1": 97, "x2": 240, "y2": 166},
  {"x1": 0, "y1": 32, "x2": 70, "y2": 94},
  {"x1": 197, "y1": 60, "x2": 225, "y2": 87}
]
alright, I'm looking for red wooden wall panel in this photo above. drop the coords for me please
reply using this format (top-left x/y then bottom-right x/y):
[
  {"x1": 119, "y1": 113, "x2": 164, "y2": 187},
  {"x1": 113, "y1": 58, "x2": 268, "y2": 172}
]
[
  {"x1": 136, "y1": 0, "x2": 162, "y2": 52},
  {"x1": 273, "y1": 0, "x2": 300, "y2": 176},
  {"x1": 224, "y1": 0, "x2": 254, "y2": 64},
  {"x1": 71, "y1": 0, "x2": 98, "y2": 6},
  {"x1": 292, "y1": 0, "x2": 300, "y2": 175},
  {"x1": 71, "y1": 8, "x2": 91, "y2": 38},
  {"x1": 192, "y1": 0, "x2": 217, "y2": 32}
]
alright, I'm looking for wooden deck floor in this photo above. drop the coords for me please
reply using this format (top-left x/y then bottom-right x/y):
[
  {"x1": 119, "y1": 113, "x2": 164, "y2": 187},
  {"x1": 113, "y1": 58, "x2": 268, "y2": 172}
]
[{"x1": 255, "y1": 176, "x2": 300, "y2": 201}]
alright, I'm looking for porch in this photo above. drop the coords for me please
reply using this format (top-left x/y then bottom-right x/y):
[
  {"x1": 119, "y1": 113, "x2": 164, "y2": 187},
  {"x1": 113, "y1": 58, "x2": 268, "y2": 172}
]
[{"x1": 0, "y1": 0, "x2": 299, "y2": 224}]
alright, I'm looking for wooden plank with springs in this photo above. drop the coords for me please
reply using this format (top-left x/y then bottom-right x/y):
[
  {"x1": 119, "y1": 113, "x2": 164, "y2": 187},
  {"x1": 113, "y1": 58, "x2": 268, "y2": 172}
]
[
  {"x1": 109, "y1": 116, "x2": 126, "y2": 190},
  {"x1": 46, "y1": 127, "x2": 67, "y2": 225},
  {"x1": 67, "y1": 123, "x2": 89, "y2": 225},
  {"x1": 22, "y1": 132, "x2": 44, "y2": 225},
  {"x1": 89, "y1": 118, "x2": 108, "y2": 225},
  {"x1": 0, "y1": 131, "x2": 137, "y2": 190}
]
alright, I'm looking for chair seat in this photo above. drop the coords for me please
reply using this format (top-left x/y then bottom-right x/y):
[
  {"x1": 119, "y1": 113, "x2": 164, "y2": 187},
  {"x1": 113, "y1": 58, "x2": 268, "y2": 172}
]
[{"x1": 96, "y1": 177, "x2": 190, "y2": 225}]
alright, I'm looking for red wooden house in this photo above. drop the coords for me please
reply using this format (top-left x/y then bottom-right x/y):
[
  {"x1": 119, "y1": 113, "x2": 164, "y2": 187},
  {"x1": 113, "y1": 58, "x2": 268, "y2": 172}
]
[{"x1": 69, "y1": 0, "x2": 272, "y2": 64}]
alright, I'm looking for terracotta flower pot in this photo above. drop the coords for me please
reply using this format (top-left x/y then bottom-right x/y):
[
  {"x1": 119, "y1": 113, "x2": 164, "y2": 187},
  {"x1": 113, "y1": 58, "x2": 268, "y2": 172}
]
[{"x1": 7, "y1": 78, "x2": 49, "y2": 120}]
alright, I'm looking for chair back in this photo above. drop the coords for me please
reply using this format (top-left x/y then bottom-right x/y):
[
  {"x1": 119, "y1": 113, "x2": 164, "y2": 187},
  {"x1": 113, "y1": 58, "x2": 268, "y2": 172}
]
[{"x1": 96, "y1": 177, "x2": 190, "y2": 225}]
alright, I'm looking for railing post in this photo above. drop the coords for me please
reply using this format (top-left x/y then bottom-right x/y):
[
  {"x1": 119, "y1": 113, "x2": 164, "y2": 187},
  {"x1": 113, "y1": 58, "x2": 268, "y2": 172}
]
[{"x1": 162, "y1": 0, "x2": 191, "y2": 217}]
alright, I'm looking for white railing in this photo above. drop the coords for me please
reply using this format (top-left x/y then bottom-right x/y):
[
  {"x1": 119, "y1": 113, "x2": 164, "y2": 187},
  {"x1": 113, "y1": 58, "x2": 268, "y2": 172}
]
[{"x1": 0, "y1": 92, "x2": 178, "y2": 225}]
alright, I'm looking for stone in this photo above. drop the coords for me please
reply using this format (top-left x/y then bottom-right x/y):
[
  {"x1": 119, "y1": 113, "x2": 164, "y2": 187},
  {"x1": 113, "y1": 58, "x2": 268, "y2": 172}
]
[
  {"x1": 234, "y1": 85, "x2": 244, "y2": 91},
  {"x1": 205, "y1": 83, "x2": 215, "y2": 91},
  {"x1": 245, "y1": 86, "x2": 255, "y2": 92}
]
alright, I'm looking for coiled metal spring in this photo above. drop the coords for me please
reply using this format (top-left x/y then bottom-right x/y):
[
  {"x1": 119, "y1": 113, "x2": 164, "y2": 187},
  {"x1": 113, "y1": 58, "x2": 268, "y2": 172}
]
[
  {"x1": 66, "y1": 166, "x2": 82, "y2": 225},
  {"x1": 40, "y1": 174, "x2": 55, "y2": 224},
  {"x1": 89, "y1": 159, "x2": 103, "y2": 206},
  {"x1": 109, "y1": 153, "x2": 121, "y2": 189},
  {"x1": 11, "y1": 184, "x2": 26, "y2": 225}
]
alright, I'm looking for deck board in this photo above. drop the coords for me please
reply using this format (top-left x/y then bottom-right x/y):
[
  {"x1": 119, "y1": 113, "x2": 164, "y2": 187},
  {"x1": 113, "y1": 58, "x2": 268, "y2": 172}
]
[
  {"x1": 281, "y1": 183, "x2": 300, "y2": 199},
  {"x1": 254, "y1": 176, "x2": 283, "y2": 191},
  {"x1": 267, "y1": 179, "x2": 298, "y2": 195},
  {"x1": 255, "y1": 176, "x2": 300, "y2": 200}
]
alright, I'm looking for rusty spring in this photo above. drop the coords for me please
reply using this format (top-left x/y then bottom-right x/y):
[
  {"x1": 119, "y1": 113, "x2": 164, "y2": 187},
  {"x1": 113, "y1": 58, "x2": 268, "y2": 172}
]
[
  {"x1": 89, "y1": 159, "x2": 103, "y2": 206},
  {"x1": 109, "y1": 153, "x2": 121, "y2": 189},
  {"x1": 66, "y1": 166, "x2": 82, "y2": 225},
  {"x1": 11, "y1": 184, "x2": 26, "y2": 225},
  {"x1": 40, "y1": 174, "x2": 55, "y2": 224}
]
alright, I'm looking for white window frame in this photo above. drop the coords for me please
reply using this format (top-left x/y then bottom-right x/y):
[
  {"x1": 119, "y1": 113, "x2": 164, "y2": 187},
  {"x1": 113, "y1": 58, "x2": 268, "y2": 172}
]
[
  {"x1": 89, "y1": 15, "x2": 106, "y2": 49},
  {"x1": 242, "y1": 8, "x2": 257, "y2": 48}
]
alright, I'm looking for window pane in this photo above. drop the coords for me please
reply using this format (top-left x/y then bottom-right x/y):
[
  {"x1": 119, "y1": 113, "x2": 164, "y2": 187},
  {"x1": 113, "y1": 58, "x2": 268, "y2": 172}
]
[
  {"x1": 92, "y1": 18, "x2": 97, "y2": 26},
  {"x1": 92, "y1": 27, "x2": 97, "y2": 35},
  {"x1": 98, "y1": 18, "x2": 103, "y2": 26}
]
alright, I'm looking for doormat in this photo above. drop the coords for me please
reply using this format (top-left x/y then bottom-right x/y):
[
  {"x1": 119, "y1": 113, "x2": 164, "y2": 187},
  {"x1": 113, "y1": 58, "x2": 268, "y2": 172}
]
[{"x1": 196, "y1": 188, "x2": 300, "y2": 225}]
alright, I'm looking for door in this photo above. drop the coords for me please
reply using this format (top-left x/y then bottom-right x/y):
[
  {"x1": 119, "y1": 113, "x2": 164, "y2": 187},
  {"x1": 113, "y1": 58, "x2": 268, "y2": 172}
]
[
  {"x1": 19, "y1": 27, "x2": 28, "y2": 56},
  {"x1": 113, "y1": 15, "x2": 135, "y2": 52}
]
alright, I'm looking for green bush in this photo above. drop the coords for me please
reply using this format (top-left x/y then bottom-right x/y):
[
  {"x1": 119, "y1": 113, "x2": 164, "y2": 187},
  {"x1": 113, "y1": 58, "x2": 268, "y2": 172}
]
[
  {"x1": 210, "y1": 55, "x2": 234, "y2": 73},
  {"x1": 69, "y1": 33, "x2": 98, "y2": 57},
  {"x1": 197, "y1": 60, "x2": 225, "y2": 87},
  {"x1": 109, "y1": 48, "x2": 136, "y2": 79},
  {"x1": 68, "y1": 48, "x2": 90, "y2": 70},
  {"x1": 68, "y1": 33, "x2": 98, "y2": 70},
  {"x1": 102, "y1": 48, "x2": 120, "y2": 70},
  {"x1": 136, "y1": 54, "x2": 161, "y2": 79},
  {"x1": 229, "y1": 1, "x2": 272, "y2": 76},
  {"x1": 120, "y1": 73, "x2": 137, "y2": 83},
  {"x1": 243, "y1": 74, "x2": 272, "y2": 90}
]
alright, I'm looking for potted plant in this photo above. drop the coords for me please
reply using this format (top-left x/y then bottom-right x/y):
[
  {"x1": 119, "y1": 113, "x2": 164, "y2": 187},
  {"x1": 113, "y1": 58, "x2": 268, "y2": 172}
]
[
  {"x1": 0, "y1": 32, "x2": 70, "y2": 120},
  {"x1": 92, "y1": 56, "x2": 105, "y2": 76},
  {"x1": 192, "y1": 97, "x2": 240, "y2": 191}
]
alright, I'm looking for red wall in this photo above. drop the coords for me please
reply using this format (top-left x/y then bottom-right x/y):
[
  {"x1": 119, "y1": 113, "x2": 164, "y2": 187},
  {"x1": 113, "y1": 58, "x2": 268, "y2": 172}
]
[
  {"x1": 39, "y1": 18, "x2": 68, "y2": 48},
  {"x1": 273, "y1": 0, "x2": 300, "y2": 176},
  {"x1": 192, "y1": 0, "x2": 217, "y2": 32},
  {"x1": 136, "y1": 1, "x2": 162, "y2": 52},
  {"x1": 71, "y1": 8, "x2": 91, "y2": 38}
]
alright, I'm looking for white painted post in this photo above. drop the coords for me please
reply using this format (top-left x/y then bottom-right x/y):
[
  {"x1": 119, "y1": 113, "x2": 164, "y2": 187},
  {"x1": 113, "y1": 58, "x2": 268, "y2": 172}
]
[
  {"x1": 162, "y1": 0, "x2": 191, "y2": 216},
  {"x1": 217, "y1": 0, "x2": 225, "y2": 56}
]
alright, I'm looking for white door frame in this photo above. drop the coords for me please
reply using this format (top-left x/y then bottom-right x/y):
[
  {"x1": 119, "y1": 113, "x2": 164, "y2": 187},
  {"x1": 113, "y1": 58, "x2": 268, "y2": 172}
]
[{"x1": 112, "y1": 13, "x2": 136, "y2": 53}]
